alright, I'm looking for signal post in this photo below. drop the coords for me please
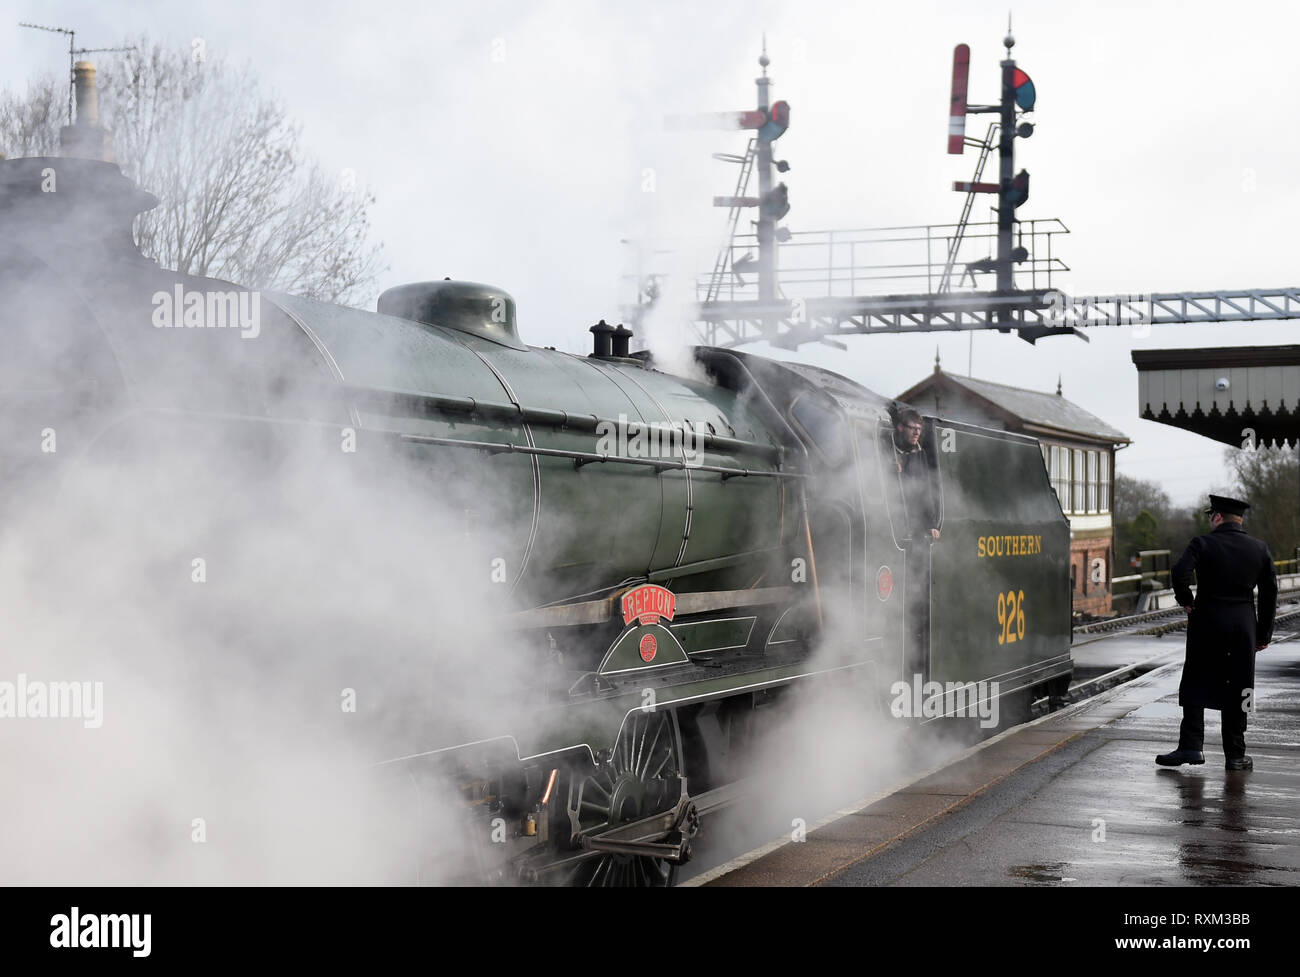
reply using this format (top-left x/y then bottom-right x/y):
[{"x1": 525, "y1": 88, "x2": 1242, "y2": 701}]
[{"x1": 951, "y1": 28, "x2": 1036, "y2": 312}]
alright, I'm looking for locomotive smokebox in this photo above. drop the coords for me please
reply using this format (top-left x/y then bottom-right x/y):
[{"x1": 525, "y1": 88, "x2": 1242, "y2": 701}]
[{"x1": 377, "y1": 280, "x2": 525, "y2": 350}]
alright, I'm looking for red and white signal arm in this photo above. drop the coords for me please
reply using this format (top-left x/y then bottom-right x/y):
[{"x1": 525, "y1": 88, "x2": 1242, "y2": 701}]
[{"x1": 948, "y1": 44, "x2": 970, "y2": 155}]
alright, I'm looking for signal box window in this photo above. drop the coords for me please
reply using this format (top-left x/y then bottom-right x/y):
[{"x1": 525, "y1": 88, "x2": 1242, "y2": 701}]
[
  {"x1": 1072, "y1": 449, "x2": 1085, "y2": 514},
  {"x1": 1100, "y1": 452, "x2": 1111, "y2": 512},
  {"x1": 1086, "y1": 451, "x2": 1098, "y2": 513}
]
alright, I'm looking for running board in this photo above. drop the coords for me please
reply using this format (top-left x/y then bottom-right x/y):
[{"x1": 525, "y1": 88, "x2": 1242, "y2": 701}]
[{"x1": 506, "y1": 587, "x2": 796, "y2": 630}]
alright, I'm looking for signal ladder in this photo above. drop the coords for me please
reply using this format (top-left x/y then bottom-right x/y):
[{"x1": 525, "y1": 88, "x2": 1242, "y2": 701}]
[
  {"x1": 938, "y1": 122, "x2": 998, "y2": 294},
  {"x1": 705, "y1": 139, "x2": 758, "y2": 303}
]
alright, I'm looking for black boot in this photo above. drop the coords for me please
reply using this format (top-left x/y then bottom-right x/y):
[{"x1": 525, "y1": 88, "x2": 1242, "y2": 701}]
[
  {"x1": 1225, "y1": 756, "x2": 1253, "y2": 771},
  {"x1": 1156, "y1": 748, "x2": 1205, "y2": 766}
]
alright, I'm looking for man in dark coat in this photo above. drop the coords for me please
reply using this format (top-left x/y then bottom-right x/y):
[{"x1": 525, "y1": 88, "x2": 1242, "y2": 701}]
[
  {"x1": 890, "y1": 407, "x2": 940, "y2": 542},
  {"x1": 890, "y1": 405, "x2": 941, "y2": 681},
  {"x1": 1157, "y1": 495, "x2": 1277, "y2": 771}
]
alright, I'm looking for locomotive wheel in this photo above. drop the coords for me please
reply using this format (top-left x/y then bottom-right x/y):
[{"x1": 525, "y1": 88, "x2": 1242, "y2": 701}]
[{"x1": 567, "y1": 709, "x2": 683, "y2": 887}]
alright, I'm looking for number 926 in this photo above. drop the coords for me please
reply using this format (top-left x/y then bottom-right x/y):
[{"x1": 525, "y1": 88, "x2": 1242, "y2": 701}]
[{"x1": 997, "y1": 589, "x2": 1026, "y2": 645}]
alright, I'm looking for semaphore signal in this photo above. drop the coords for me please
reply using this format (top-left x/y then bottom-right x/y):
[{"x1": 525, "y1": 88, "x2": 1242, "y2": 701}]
[{"x1": 622, "y1": 26, "x2": 1300, "y2": 351}]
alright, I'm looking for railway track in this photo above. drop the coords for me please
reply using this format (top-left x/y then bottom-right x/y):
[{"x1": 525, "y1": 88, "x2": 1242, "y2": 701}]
[
  {"x1": 1136, "y1": 599, "x2": 1300, "y2": 638},
  {"x1": 1072, "y1": 595, "x2": 1300, "y2": 640},
  {"x1": 1031, "y1": 595, "x2": 1300, "y2": 718}
]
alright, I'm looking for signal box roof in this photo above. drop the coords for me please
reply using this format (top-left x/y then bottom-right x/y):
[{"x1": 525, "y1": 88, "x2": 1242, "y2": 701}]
[{"x1": 896, "y1": 367, "x2": 1130, "y2": 446}]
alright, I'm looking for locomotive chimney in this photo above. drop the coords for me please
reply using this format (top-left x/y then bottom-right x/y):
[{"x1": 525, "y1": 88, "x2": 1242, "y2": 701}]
[
  {"x1": 59, "y1": 62, "x2": 115, "y2": 162},
  {"x1": 76, "y1": 61, "x2": 100, "y2": 126},
  {"x1": 589, "y1": 319, "x2": 614, "y2": 358},
  {"x1": 611, "y1": 323, "x2": 633, "y2": 358}
]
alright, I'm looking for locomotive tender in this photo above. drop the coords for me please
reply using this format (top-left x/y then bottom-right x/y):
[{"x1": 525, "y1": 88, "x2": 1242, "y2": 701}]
[{"x1": 1, "y1": 157, "x2": 1072, "y2": 885}]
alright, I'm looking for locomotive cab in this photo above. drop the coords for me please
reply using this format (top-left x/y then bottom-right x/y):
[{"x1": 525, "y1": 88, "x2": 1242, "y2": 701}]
[{"x1": 702, "y1": 351, "x2": 1073, "y2": 727}]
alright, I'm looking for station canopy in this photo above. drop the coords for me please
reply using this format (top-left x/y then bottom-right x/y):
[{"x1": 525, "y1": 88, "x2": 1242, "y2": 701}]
[{"x1": 1132, "y1": 346, "x2": 1300, "y2": 448}]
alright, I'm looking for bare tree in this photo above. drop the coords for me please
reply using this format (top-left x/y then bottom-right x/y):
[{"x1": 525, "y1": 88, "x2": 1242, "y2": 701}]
[
  {"x1": 1226, "y1": 444, "x2": 1299, "y2": 562},
  {"x1": 1113, "y1": 473, "x2": 1173, "y2": 525},
  {"x1": 0, "y1": 37, "x2": 383, "y2": 305},
  {"x1": 0, "y1": 76, "x2": 64, "y2": 158}
]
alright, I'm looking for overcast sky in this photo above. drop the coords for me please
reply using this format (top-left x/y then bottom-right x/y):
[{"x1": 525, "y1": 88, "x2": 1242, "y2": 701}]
[{"x1": 5, "y1": 0, "x2": 1298, "y2": 505}]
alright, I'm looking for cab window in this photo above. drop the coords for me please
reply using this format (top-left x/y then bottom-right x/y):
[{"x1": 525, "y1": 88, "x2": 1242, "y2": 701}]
[{"x1": 790, "y1": 395, "x2": 849, "y2": 466}]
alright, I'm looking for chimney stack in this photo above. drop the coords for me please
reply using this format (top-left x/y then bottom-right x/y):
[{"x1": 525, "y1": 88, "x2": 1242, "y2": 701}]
[
  {"x1": 589, "y1": 319, "x2": 614, "y2": 358},
  {"x1": 611, "y1": 323, "x2": 633, "y2": 358},
  {"x1": 59, "y1": 62, "x2": 115, "y2": 162},
  {"x1": 74, "y1": 61, "x2": 99, "y2": 127}
]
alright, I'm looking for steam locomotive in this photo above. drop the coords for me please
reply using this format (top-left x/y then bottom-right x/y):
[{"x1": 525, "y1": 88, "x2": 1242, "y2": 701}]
[{"x1": 0, "y1": 156, "x2": 1072, "y2": 885}]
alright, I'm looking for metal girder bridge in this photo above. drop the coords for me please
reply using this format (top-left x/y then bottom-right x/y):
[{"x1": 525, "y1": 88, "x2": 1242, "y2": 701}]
[{"x1": 692, "y1": 287, "x2": 1300, "y2": 350}]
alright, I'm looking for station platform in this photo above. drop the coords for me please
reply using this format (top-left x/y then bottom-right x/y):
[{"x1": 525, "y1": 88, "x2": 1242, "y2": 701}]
[
  {"x1": 693, "y1": 638, "x2": 1300, "y2": 886},
  {"x1": 1070, "y1": 632, "x2": 1181, "y2": 683}
]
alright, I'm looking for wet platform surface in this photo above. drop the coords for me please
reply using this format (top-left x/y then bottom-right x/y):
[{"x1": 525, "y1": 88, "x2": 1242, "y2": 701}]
[
  {"x1": 1070, "y1": 633, "x2": 1181, "y2": 680},
  {"x1": 699, "y1": 639, "x2": 1300, "y2": 886}
]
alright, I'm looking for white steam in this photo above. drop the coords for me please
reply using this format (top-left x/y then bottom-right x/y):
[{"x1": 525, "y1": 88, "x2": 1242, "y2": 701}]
[{"x1": 0, "y1": 379, "x2": 534, "y2": 883}]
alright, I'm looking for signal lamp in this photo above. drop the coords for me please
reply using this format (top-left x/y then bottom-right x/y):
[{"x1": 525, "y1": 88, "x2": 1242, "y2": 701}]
[
  {"x1": 1007, "y1": 170, "x2": 1030, "y2": 208},
  {"x1": 758, "y1": 100, "x2": 791, "y2": 142},
  {"x1": 760, "y1": 183, "x2": 790, "y2": 221}
]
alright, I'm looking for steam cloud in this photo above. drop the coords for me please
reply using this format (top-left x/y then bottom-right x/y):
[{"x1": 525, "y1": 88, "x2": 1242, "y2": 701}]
[{"x1": 0, "y1": 303, "x2": 539, "y2": 883}]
